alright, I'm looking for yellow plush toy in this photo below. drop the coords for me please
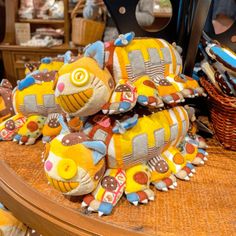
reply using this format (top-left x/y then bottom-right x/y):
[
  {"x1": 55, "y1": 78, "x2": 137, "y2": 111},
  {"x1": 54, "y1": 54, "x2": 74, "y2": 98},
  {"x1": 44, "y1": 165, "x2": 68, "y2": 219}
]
[
  {"x1": 54, "y1": 32, "x2": 205, "y2": 117},
  {"x1": 0, "y1": 55, "x2": 68, "y2": 144},
  {"x1": 44, "y1": 105, "x2": 208, "y2": 216}
]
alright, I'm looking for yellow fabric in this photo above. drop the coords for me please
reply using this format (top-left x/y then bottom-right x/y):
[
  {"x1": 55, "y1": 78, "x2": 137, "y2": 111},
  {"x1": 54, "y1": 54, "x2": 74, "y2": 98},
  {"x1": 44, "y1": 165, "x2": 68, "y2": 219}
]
[
  {"x1": 18, "y1": 115, "x2": 46, "y2": 138},
  {"x1": 13, "y1": 81, "x2": 55, "y2": 114},
  {"x1": 38, "y1": 60, "x2": 64, "y2": 72},
  {"x1": 125, "y1": 165, "x2": 150, "y2": 193},
  {"x1": 0, "y1": 208, "x2": 27, "y2": 236},
  {"x1": 42, "y1": 124, "x2": 62, "y2": 137},
  {"x1": 109, "y1": 107, "x2": 189, "y2": 168},
  {"x1": 133, "y1": 75, "x2": 157, "y2": 98}
]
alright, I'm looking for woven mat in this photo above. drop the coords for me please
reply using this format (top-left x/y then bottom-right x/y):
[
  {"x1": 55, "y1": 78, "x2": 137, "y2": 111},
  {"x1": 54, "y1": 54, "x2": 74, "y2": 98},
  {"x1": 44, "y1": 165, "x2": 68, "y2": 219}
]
[{"x1": 0, "y1": 137, "x2": 236, "y2": 235}]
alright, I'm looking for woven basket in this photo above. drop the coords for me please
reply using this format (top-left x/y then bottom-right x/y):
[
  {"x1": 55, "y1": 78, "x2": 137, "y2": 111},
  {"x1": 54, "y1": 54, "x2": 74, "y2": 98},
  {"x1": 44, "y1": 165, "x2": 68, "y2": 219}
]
[
  {"x1": 200, "y1": 77, "x2": 236, "y2": 150},
  {"x1": 71, "y1": 0, "x2": 106, "y2": 46}
]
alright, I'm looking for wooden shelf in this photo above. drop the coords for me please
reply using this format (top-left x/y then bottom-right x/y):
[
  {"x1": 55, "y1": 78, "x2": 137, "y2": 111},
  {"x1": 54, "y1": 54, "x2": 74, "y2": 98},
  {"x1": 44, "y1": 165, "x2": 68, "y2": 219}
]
[{"x1": 18, "y1": 19, "x2": 65, "y2": 24}]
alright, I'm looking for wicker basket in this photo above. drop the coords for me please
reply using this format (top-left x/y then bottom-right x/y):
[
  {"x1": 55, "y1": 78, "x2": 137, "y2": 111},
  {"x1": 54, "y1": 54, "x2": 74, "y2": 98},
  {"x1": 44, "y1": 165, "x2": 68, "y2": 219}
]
[
  {"x1": 71, "y1": 0, "x2": 106, "y2": 46},
  {"x1": 200, "y1": 77, "x2": 236, "y2": 151}
]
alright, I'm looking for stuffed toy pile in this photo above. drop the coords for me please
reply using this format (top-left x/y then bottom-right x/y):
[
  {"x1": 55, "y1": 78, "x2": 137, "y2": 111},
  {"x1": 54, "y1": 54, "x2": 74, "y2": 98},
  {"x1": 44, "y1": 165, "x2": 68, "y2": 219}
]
[
  {"x1": 0, "y1": 32, "x2": 208, "y2": 217},
  {"x1": 0, "y1": 54, "x2": 69, "y2": 144}
]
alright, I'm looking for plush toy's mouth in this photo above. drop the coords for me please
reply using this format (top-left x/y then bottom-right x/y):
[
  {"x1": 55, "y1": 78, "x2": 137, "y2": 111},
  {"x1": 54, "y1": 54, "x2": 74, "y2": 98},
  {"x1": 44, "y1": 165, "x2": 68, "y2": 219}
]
[
  {"x1": 57, "y1": 88, "x2": 93, "y2": 113},
  {"x1": 46, "y1": 174, "x2": 79, "y2": 193}
]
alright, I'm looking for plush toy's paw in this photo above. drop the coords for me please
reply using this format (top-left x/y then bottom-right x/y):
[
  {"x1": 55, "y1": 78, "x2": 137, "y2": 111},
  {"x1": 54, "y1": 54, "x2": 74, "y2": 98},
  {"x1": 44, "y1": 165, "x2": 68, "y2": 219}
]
[
  {"x1": 42, "y1": 113, "x2": 62, "y2": 143},
  {"x1": 102, "y1": 101, "x2": 133, "y2": 114},
  {"x1": 82, "y1": 195, "x2": 114, "y2": 216},
  {"x1": 180, "y1": 136, "x2": 208, "y2": 166},
  {"x1": 134, "y1": 76, "x2": 164, "y2": 108},
  {"x1": 194, "y1": 134, "x2": 208, "y2": 149},
  {"x1": 102, "y1": 81, "x2": 137, "y2": 114},
  {"x1": 13, "y1": 134, "x2": 37, "y2": 145},
  {"x1": 169, "y1": 74, "x2": 206, "y2": 98},
  {"x1": 154, "y1": 77, "x2": 185, "y2": 104},
  {"x1": 191, "y1": 149, "x2": 209, "y2": 166},
  {"x1": 175, "y1": 165, "x2": 195, "y2": 181},
  {"x1": 13, "y1": 115, "x2": 46, "y2": 145},
  {"x1": 152, "y1": 174, "x2": 177, "y2": 191},
  {"x1": 161, "y1": 92, "x2": 184, "y2": 104},
  {"x1": 81, "y1": 169, "x2": 126, "y2": 216},
  {"x1": 126, "y1": 189, "x2": 154, "y2": 205},
  {"x1": 137, "y1": 95, "x2": 164, "y2": 108}
]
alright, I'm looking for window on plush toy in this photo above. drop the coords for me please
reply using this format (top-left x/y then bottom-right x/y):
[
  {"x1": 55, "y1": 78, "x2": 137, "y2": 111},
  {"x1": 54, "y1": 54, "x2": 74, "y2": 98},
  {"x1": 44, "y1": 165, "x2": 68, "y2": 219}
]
[{"x1": 135, "y1": 0, "x2": 172, "y2": 32}]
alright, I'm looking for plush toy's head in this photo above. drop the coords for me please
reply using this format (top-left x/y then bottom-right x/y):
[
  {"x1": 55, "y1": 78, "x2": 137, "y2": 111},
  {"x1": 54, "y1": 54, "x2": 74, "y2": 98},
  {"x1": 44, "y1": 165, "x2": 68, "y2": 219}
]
[
  {"x1": 44, "y1": 132, "x2": 106, "y2": 196},
  {"x1": 0, "y1": 79, "x2": 15, "y2": 123},
  {"x1": 55, "y1": 42, "x2": 114, "y2": 117}
]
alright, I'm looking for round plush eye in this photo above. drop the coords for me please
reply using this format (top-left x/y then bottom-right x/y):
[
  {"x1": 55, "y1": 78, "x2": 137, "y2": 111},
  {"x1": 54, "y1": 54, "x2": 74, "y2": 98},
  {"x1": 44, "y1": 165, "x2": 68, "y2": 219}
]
[
  {"x1": 57, "y1": 159, "x2": 77, "y2": 180},
  {"x1": 71, "y1": 68, "x2": 89, "y2": 86}
]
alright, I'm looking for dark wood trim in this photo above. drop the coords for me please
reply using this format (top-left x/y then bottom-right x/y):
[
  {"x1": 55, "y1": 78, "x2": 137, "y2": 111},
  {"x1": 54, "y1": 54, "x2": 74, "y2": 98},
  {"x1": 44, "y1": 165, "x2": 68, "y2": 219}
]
[{"x1": 0, "y1": 44, "x2": 78, "y2": 52}]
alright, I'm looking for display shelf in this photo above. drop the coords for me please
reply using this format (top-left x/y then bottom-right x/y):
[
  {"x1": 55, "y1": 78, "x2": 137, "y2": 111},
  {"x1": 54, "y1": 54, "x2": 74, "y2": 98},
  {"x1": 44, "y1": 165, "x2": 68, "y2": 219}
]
[
  {"x1": 0, "y1": 44, "x2": 79, "y2": 86},
  {"x1": 18, "y1": 19, "x2": 65, "y2": 24},
  {"x1": 0, "y1": 0, "x2": 78, "y2": 85},
  {"x1": 0, "y1": 139, "x2": 236, "y2": 236}
]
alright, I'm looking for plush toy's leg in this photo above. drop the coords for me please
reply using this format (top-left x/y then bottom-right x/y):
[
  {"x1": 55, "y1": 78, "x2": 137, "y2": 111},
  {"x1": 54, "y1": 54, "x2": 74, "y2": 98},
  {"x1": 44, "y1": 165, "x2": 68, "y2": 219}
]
[
  {"x1": 162, "y1": 146, "x2": 195, "y2": 181},
  {"x1": 0, "y1": 114, "x2": 26, "y2": 141},
  {"x1": 192, "y1": 134, "x2": 208, "y2": 149},
  {"x1": 42, "y1": 113, "x2": 62, "y2": 143},
  {"x1": 102, "y1": 79, "x2": 137, "y2": 114},
  {"x1": 82, "y1": 169, "x2": 126, "y2": 216},
  {"x1": 125, "y1": 164, "x2": 154, "y2": 205},
  {"x1": 132, "y1": 76, "x2": 163, "y2": 108},
  {"x1": 13, "y1": 115, "x2": 47, "y2": 145},
  {"x1": 146, "y1": 155, "x2": 177, "y2": 191},
  {"x1": 180, "y1": 136, "x2": 208, "y2": 166},
  {"x1": 166, "y1": 74, "x2": 206, "y2": 98},
  {"x1": 153, "y1": 76, "x2": 184, "y2": 104}
]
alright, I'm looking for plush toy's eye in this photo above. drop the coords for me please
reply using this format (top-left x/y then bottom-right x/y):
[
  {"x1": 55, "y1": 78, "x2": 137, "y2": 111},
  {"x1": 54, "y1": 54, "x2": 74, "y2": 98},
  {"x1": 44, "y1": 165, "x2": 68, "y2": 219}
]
[{"x1": 71, "y1": 68, "x2": 89, "y2": 86}]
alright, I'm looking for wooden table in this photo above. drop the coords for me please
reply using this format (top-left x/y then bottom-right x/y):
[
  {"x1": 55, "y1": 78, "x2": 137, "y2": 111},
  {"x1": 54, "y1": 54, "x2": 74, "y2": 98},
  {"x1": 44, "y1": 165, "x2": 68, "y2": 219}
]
[{"x1": 0, "y1": 139, "x2": 236, "y2": 236}]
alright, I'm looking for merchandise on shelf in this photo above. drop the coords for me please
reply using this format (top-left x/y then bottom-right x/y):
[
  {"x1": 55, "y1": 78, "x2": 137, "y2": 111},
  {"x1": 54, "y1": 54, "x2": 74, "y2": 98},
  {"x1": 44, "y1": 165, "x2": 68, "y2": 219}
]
[
  {"x1": 18, "y1": 0, "x2": 64, "y2": 19},
  {"x1": 20, "y1": 35, "x2": 63, "y2": 47}
]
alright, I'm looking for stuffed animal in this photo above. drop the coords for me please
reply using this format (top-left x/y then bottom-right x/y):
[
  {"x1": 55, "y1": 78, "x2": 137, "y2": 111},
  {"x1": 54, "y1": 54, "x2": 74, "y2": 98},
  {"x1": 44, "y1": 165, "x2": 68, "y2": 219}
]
[
  {"x1": 54, "y1": 32, "x2": 205, "y2": 116},
  {"x1": 44, "y1": 105, "x2": 208, "y2": 216},
  {"x1": 0, "y1": 203, "x2": 27, "y2": 236},
  {"x1": 0, "y1": 79, "x2": 15, "y2": 123},
  {"x1": 0, "y1": 55, "x2": 68, "y2": 144}
]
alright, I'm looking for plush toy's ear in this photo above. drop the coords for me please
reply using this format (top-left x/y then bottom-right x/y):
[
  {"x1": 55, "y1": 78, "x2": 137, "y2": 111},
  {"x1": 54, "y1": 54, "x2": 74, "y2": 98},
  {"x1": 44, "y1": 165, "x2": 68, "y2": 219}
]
[
  {"x1": 41, "y1": 57, "x2": 52, "y2": 64},
  {"x1": 84, "y1": 41, "x2": 105, "y2": 69},
  {"x1": 82, "y1": 140, "x2": 106, "y2": 165},
  {"x1": 114, "y1": 32, "x2": 135, "y2": 47},
  {"x1": 57, "y1": 114, "x2": 70, "y2": 134},
  {"x1": 63, "y1": 51, "x2": 72, "y2": 64}
]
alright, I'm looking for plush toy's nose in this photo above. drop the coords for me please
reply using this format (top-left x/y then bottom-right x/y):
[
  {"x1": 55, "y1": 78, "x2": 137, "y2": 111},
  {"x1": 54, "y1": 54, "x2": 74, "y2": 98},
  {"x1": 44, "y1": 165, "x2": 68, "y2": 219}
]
[{"x1": 57, "y1": 82, "x2": 65, "y2": 92}]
